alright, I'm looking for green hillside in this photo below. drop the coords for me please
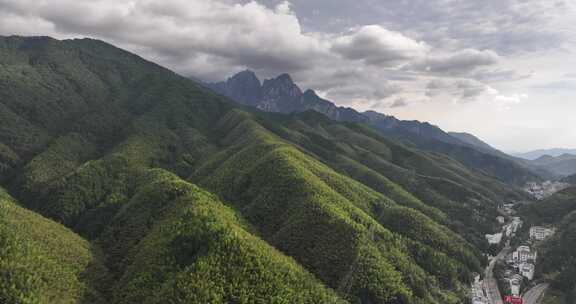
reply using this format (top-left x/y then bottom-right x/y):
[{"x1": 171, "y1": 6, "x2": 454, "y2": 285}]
[
  {"x1": 521, "y1": 187, "x2": 576, "y2": 304},
  {"x1": 0, "y1": 186, "x2": 102, "y2": 303},
  {"x1": 0, "y1": 35, "x2": 531, "y2": 303}
]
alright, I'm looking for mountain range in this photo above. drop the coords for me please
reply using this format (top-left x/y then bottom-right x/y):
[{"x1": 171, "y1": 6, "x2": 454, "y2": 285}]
[
  {"x1": 527, "y1": 153, "x2": 576, "y2": 177},
  {"x1": 0, "y1": 35, "x2": 542, "y2": 303},
  {"x1": 513, "y1": 148, "x2": 576, "y2": 160},
  {"x1": 208, "y1": 70, "x2": 542, "y2": 184}
]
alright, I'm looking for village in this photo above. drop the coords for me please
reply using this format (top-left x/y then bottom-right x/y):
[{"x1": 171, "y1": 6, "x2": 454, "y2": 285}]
[
  {"x1": 471, "y1": 202, "x2": 556, "y2": 304},
  {"x1": 523, "y1": 181, "x2": 570, "y2": 200}
]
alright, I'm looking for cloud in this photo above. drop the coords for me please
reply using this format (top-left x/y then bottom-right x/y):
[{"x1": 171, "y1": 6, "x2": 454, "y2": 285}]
[
  {"x1": 531, "y1": 81, "x2": 576, "y2": 91},
  {"x1": 455, "y1": 79, "x2": 497, "y2": 101},
  {"x1": 406, "y1": 49, "x2": 500, "y2": 76},
  {"x1": 0, "y1": 0, "x2": 331, "y2": 80},
  {"x1": 323, "y1": 79, "x2": 402, "y2": 103},
  {"x1": 389, "y1": 98, "x2": 408, "y2": 108},
  {"x1": 471, "y1": 69, "x2": 534, "y2": 83},
  {"x1": 425, "y1": 78, "x2": 512, "y2": 104},
  {"x1": 493, "y1": 93, "x2": 528, "y2": 110},
  {"x1": 0, "y1": 0, "x2": 537, "y2": 111},
  {"x1": 331, "y1": 25, "x2": 429, "y2": 67},
  {"x1": 274, "y1": 0, "x2": 576, "y2": 54},
  {"x1": 425, "y1": 79, "x2": 451, "y2": 97}
]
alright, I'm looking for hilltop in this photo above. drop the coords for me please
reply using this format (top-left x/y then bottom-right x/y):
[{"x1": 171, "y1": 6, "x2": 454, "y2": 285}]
[{"x1": 0, "y1": 35, "x2": 534, "y2": 303}]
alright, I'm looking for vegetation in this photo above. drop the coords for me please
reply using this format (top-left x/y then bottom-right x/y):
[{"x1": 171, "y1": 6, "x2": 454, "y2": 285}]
[
  {"x1": 0, "y1": 186, "x2": 103, "y2": 303},
  {"x1": 0, "y1": 35, "x2": 532, "y2": 303},
  {"x1": 520, "y1": 187, "x2": 576, "y2": 303}
]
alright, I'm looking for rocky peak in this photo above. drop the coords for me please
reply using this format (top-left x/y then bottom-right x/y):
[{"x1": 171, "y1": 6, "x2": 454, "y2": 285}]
[
  {"x1": 303, "y1": 89, "x2": 319, "y2": 98},
  {"x1": 259, "y1": 74, "x2": 303, "y2": 112},
  {"x1": 210, "y1": 70, "x2": 262, "y2": 106},
  {"x1": 228, "y1": 70, "x2": 260, "y2": 86},
  {"x1": 262, "y1": 73, "x2": 302, "y2": 97}
]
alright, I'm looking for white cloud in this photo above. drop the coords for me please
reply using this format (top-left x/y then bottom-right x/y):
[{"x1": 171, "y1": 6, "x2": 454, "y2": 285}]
[
  {"x1": 0, "y1": 0, "x2": 331, "y2": 79},
  {"x1": 493, "y1": 93, "x2": 528, "y2": 110},
  {"x1": 331, "y1": 25, "x2": 429, "y2": 67},
  {"x1": 407, "y1": 49, "x2": 500, "y2": 75},
  {"x1": 0, "y1": 0, "x2": 533, "y2": 111}
]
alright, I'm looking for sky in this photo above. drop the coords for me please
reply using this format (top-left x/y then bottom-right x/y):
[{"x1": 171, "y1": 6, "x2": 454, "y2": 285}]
[{"x1": 1, "y1": 0, "x2": 575, "y2": 152}]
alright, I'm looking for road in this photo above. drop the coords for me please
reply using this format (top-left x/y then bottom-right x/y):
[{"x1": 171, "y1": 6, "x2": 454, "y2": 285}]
[
  {"x1": 522, "y1": 283, "x2": 549, "y2": 304},
  {"x1": 483, "y1": 246, "x2": 510, "y2": 304}
]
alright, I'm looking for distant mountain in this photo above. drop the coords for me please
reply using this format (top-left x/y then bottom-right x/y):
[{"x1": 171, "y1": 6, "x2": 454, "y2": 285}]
[
  {"x1": 2, "y1": 35, "x2": 541, "y2": 303},
  {"x1": 514, "y1": 148, "x2": 576, "y2": 160},
  {"x1": 207, "y1": 71, "x2": 366, "y2": 122},
  {"x1": 563, "y1": 173, "x2": 576, "y2": 184},
  {"x1": 528, "y1": 153, "x2": 576, "y2": 177},
  {"x1": 209, "y1": 71, "x2": 542, "y2": 185}
]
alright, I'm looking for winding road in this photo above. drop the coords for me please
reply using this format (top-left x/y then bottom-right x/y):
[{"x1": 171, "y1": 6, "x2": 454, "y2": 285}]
[
  {"x1": 522, "y1": 283, "x2": 549, "y2": 304},
  {"x1": 484, "y1": 246, "x2": 509, "y2": 304}
]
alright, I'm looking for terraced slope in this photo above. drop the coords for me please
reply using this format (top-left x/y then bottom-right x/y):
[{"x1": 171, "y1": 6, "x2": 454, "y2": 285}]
[{"x1": 0, "y1": 35, "x2": 530, "y2": 303}]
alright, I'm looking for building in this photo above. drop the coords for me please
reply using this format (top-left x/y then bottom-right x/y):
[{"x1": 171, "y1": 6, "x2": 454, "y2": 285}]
[
  {"x1": 512, "y1": 246, "x2": 537, "y2": 263},
  {"x1": 511, "y1": 217, "x2": 523, "y2": 229},
  {"x1": 509, "y1": 275, "x2": 522, "y2": 296},
  {"x1": 486, "y1": 233, "x2": 503, "y2": 245},
  {"x1": 502, "y1": 203, "x2": 516, "y2": 215},
  {"x1": 529, "y1": 226, "x2": 555, "y2": 241},
  {"x1": 503, "y1": 224, "x2": 514, "y2": 237},
  {"x1": 503, "y1": 218, "x2": 523, "y2": 238},
  {"x1": 471, "y1": 275, "x2": 488, "y2": 304},
  {"x1": 504, "y1": 296, "x2": 524, "y2": 304},
  {"x1": 519, "y1": 263, "x2": 535, "y2": 280}
]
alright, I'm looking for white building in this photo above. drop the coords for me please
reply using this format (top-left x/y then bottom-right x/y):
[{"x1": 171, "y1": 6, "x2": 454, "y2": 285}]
[
  {"x1": 509, "y1": 274, "x2": 523, "y2": 296},
  {"x1": 519, "y1": 263, "x2": 535, "y2": 280},
  {"x1": 512, "y1": 246, "x2": 537, "y2": 263},
  {"x1": 530, "y1": 226, "x2": 555, "y2": 241},
  {"x1": 511, "y1": 217, "x2": 523, "y2": 229},
  {"x1": 486, "y1": 233, "x2": 503, "y2": 245},
  {"x1": 503, "y1": 217, "x2": 523, "y2": 238},
  {"x1": 471, "y1": 275, "x2": 488, "y2": 304},
  {"x1": 503, "y1": 224, "x2": 514, "y2": 237}
]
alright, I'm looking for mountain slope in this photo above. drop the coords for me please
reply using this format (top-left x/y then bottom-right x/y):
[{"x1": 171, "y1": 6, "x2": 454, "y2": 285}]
[
  {"x1": 0, "y1": 186, "x2": 105, "y2": 303},
  {"x1": 209, "y1": 71, "x2": 541, "y2": 186},
  {"x1": 0, "y1": 35, "x2": 534, "y2": 303},
  {"x1": 528, "y1": 153, "x2": 576, "y2": 177},
  {"x1": 520, "y1": 188, "x2": 576, "y2": 304},
  {"x1": 562, "y1": 173, "x2": 576, "y2": 184},
  {"x1": 448, "y1": 132, "x2": 504, "y2": 156}
]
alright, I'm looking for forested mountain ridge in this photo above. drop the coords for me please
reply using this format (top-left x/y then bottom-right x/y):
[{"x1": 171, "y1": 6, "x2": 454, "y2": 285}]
[
  {"x1": 0, "y1": 35, "x2": 531, "y2": 303},
  {"x1": 209, "y1": 71, "x2": 541, "y2": 186}
]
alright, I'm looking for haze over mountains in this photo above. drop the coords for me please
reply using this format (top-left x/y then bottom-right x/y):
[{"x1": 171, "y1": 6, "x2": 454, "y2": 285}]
[{"x1": 513, "y1": 148, "x2": 576, "y2": 160}]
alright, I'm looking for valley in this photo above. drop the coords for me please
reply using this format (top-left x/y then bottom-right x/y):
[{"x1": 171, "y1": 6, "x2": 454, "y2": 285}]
[{"x1": 0, "y1": 35, "x2": 574, "y2": 304}]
